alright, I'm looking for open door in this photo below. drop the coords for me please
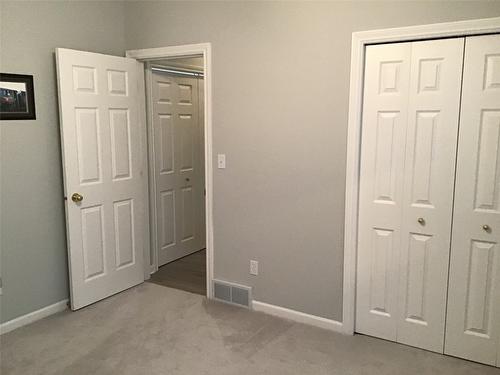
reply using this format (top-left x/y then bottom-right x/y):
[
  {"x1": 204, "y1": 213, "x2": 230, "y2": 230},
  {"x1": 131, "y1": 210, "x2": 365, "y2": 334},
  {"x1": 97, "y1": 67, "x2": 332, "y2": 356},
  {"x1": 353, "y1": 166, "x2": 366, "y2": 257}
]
[{"x1": 56, "y1": 48, "x2": 146, "y2": 310}]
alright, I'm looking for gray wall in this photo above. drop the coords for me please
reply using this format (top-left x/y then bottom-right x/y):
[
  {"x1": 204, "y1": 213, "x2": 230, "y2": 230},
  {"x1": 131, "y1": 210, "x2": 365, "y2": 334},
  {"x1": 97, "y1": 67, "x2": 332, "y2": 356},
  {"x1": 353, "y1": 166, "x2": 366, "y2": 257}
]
[
  {"x1": 124, "y1": 1, "x2": 500, "y2": 321},
  {"x1": 0, "y1": 1, "x2": 126, "y2": 323},
  {"x1": 154, "y1": 56, "x2": 204, "y2": 70}
]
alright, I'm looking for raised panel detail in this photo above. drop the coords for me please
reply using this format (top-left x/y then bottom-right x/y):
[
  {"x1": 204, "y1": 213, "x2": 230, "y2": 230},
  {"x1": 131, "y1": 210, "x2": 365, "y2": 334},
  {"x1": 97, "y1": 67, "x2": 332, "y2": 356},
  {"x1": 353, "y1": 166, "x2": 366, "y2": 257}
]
[
  {"x1": 464, "y1": 240, "x2": 497, "y2": 338},
  {"x1": 418, "y1": 58, "x2": 443, "y2": 92},
  {"x1": 160, "y1": 190, "x2": 175, "y2": 249},
  {"x1": 81, "y1": 205, "x2": 105, "y2": 280},
  {"x1": 181, "y1": 187, "x2": 194, "y2": 242},
  {"x1": 107, "y1": 70, "x2": 128, "y2": 96},
  {"x1": 474, "y1": 110, "x2": 500, "y2": 211},
  {"x1": 179, "y1": 114, "x2": 194, "y2": 172},
  {"x1": 158, "y1": 81, "x2": 172, "y2": 103},
  {"x1": 73, "y1": 66, "x2": 96, "y2": 93},
  {"x1": 369, "y1": 229, "x2": 393, "y2": 316},
  {"x1": 114, "y1": 199, "x2": 135, "y2": 269},
  {"x1": 178, "y1": 84, "x2": 193, "y2": 104},
  {"x1": 159, "y1": 115, "x2": 174, "y2": 175},
  {"x1": 405, "y1": 233, "x2": 431, "y2": 325},
  {"x1": 379, "y1": 61, "x2": 402, "y2": 94},
  {"x1": 484, "y1": 54, "x2": 500, "y2": 90},
  {"x1": 75, "y1": 108, "x2": 101, "y2": 184},
  {"x1": 373, "y1": 112, "x2": 398, "y2": 203},
  {"x1": 411, "y1": 111, "x2": 439, "y2": 207},
  {"x1": 109, "y1": 109, "x2": 131, "y2": 180}
]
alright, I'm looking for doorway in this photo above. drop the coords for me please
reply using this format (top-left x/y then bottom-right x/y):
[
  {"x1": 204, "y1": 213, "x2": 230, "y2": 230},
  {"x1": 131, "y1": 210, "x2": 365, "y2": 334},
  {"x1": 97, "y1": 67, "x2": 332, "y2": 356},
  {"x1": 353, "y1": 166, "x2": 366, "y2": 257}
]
[
  {"x1": 144, "y1": 56, "x2": 206, "y2": 296},
  {"x1": 126, "y1": 43, "x2": 214, "y2": 299}
]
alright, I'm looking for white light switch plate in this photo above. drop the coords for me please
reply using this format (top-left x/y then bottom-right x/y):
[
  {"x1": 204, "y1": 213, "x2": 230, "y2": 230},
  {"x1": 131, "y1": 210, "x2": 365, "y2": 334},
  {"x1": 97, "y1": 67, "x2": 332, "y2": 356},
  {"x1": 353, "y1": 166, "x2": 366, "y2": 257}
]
[
  {"x1": 217, "y1": 154, "x2": 226, "y2": 169},
  {"x1": 250, "y1": 260, "x2": 258, "y2": 275}
]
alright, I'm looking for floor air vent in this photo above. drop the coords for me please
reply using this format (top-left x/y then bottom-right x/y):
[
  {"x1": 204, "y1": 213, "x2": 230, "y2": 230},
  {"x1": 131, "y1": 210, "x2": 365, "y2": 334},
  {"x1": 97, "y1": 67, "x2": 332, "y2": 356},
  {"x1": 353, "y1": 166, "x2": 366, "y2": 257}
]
[{"x1": 213, "y1": 280, "x2": 252, "y2": 308}]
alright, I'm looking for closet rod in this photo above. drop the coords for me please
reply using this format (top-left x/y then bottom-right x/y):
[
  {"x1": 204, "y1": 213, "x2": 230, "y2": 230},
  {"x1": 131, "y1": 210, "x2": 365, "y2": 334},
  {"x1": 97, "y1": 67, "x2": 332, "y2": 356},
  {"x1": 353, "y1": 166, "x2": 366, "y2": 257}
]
[{"x1": 151, "y1": 66, "x2": 204, "y2": 78}]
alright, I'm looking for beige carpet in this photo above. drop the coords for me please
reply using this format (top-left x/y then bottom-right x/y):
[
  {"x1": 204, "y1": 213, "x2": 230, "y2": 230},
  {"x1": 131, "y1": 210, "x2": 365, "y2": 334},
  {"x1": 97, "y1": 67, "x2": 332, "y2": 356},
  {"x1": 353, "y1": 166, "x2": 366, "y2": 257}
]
[{"x1": 1, "y1": 283, "x2": 497, "y2": 375}]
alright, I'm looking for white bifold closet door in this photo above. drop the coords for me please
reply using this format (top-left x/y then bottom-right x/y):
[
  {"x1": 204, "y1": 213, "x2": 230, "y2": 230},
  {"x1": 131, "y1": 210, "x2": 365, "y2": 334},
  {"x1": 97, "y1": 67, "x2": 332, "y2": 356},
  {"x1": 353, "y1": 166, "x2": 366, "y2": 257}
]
[
  {"x1": 356, "y1": 38, "x2": 464, "y2": 352},
  {"x1": 151, "y1": 71, "x2": 206, "y2": 267},
  {"x1": 445, "y1": 34, "x2": 500, "y2": 367}
]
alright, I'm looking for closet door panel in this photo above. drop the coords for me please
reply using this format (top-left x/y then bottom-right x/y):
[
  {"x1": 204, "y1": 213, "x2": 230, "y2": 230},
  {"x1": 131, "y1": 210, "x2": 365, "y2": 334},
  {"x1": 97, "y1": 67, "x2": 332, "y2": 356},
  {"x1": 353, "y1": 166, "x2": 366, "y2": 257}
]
[
  {"x1": 397, "y1": 38, "x2": 464, "y2": 353},
  {"x1": 356, "y1": 42, "x2": 412, "y2": 340},
  {"x1": 445, "y1": 34, "x2": 500, "y2": 367}
]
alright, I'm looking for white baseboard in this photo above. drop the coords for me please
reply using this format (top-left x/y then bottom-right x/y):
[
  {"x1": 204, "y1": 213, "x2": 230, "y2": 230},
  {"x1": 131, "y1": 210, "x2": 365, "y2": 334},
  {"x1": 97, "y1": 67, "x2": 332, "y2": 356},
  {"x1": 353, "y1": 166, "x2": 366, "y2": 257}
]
[
  {"x1": 252, "y1": 300, "x2": 345, "y2": 334},
  {"x1": 0, "y1": 299, "x2": 69, "y2": 335}
]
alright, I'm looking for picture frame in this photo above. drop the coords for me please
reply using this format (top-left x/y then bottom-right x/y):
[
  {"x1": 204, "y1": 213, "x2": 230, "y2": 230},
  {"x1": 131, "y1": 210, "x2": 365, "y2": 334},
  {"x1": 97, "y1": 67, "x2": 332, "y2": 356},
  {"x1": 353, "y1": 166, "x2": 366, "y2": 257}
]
[{"x1": 0, "y1": 73, "x2": 36, "y2": 120}]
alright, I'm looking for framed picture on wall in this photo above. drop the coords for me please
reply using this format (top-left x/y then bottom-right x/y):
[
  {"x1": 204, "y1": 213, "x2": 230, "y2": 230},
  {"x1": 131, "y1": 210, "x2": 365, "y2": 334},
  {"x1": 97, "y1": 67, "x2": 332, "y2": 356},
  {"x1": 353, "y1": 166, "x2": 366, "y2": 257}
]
[{"x1": 0, "y1": 73, "x2": 36, "y2": 120}]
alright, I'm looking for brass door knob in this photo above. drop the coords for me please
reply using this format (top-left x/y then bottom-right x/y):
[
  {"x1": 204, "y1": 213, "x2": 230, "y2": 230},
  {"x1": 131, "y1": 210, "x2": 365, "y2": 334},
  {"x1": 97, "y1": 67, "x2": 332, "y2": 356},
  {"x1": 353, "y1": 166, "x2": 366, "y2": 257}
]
[
  {"x1": 417, "y1": 217, "x2": 425, "y2": 225},
  {"x1": 483, "y1": 224, "x2": 491, "y2": 232},
  {"x1": 71, "y1": 193, "x2": 83, "y2": 203}
]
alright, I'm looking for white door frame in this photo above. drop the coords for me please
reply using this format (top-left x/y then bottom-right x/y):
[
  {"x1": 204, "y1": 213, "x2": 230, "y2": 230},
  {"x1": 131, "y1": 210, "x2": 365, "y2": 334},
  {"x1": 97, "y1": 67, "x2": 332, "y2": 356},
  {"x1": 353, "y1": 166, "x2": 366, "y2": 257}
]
[
  {"x1": 343, "y1": 17, "x2": 500, "y2": 335},
  {"x1": 126, "y1": 43, "x2": 214, "y2": 299}
]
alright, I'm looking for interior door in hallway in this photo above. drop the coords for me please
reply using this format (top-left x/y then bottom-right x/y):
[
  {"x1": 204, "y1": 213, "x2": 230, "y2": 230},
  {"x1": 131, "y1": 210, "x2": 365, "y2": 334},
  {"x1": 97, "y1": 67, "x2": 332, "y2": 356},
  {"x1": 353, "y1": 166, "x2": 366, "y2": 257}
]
[
  {"x1": 445, "y1": 34, "x2": 500, "y2": 367},
  {"x1": 56, "y1": 48, "x2": 146, "y2": 310},
  {"x1": 151, "y1": 70, "x2": 205, "y2": 266}
]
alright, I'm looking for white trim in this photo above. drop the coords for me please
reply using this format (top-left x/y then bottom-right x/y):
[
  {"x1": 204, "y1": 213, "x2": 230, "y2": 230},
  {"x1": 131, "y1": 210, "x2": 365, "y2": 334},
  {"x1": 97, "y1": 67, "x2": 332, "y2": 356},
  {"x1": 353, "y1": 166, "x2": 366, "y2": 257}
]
[
  {"x1": 252, "y1": 300, "x2": 344, "y2": 334},
  {"x1": 136, "y1": 59, "x2": 151, "y2": 281},
  {"x1": 144, "y1": 63, "x2": 159, "y2": 275},
  {"x1": 0, "y1": 300, "x2": 68, "y2": 335},
  {"x1": 126, "y1": 43, "x2": 208, "y2": 60},
  {"x1": 343, "y1": 17, "x2": 500, "y2": 335},
  {"x1": 126, "y1": 43, "x2": 215, "y2": 299}
]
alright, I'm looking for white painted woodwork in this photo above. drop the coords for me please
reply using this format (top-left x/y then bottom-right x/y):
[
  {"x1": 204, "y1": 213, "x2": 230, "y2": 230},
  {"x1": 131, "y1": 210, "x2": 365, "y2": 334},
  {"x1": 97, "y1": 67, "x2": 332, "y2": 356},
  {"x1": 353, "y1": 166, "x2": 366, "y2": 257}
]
[
  {"x1": 396, "y1": 38, "x2": 464, "y2": 353},
  {"x1": 445, "y1": 34, "x2": 500, "y2": 367},
  {"x1": 56, "y1": 48, "x2": 145, "y2": 310},
  {"x1": 356, "y1": 38, "x2": 464, "y2": 353},
  {"x1": 344, "y1": 18, "x2": 500, "y2": 338},
  {"x1": 151, "y1": 71, "x2": 205, "y2": 266},
  {"x1": 356, "y1": 42, "x2": 412, "y2": 341},
  {"x1": 198, "y1": 77, "x2": 206, "y2": 242}
]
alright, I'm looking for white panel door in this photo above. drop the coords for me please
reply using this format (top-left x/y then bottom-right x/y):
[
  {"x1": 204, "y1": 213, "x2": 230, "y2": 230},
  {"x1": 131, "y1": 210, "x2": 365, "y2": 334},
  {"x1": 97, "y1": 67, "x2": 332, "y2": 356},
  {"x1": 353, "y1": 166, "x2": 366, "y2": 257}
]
[
  {"x1": 357, "y1": 39, "x2": 464, "y2": 351},
  {"x1": 56, "y1": 48, "x2": 145, "y2": 310},
  {"x1": 151, "y1": 71, "x2": 205, "y2": 266},
  {"x1": 396, "y1": 38, "x2": 464, "y2": 353},
  {"x1": 397, "y1": 38, "x2": 464, "y2": 353},
  {"x1": 445, "y1": 34, "x2": 500, "y2": 367},
  {"x1": 356, "y1": 42, "x2": 412, "y2": 341}
]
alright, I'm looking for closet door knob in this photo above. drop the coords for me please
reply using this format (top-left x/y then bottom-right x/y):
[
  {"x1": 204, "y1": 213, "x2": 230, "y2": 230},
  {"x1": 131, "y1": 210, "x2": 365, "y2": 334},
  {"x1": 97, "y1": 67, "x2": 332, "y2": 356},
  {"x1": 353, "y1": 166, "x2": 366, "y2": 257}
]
[
  {"x1": 417, "y1": 217, "x2": 425, "y2": 225},
  {"x1": 483, "y1": 224, "x2": 491, "y2": 232}
]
